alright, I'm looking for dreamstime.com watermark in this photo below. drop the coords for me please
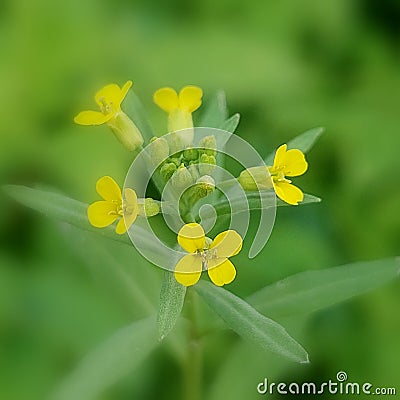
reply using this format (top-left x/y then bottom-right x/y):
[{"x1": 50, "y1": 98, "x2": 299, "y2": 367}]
[{"x1": 257, "y1": 371, "x2": 396, "y2": 396}]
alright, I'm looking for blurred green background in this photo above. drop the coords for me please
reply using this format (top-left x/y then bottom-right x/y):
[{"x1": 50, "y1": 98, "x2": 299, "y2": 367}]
[{"x1": 1, "y1": 0, "x2": 399, "y2": 399}]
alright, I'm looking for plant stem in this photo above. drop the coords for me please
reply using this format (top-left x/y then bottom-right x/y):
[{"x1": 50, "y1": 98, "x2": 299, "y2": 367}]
[{"x1": 183, "y1": 288, "x2": 202, "y2": 400}]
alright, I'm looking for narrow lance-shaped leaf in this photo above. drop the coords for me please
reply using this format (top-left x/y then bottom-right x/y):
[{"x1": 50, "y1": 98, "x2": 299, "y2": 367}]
[
  {"x1": 264, "y1": 126, "x2": 324, "y2": 165},
  {"x1": 195, "y1": 281, "x2": 309, "y2": 363},
  {"x1": 195, "y1": 191, "x2": 321, "y2": 223},
  {"x1": 209, "y1": 113, "x2": 241, "y2": 186},
  {"x1": 53, "y1": 317, "x2": 157, "y2": 400},
  {"x1": 4, "y1": 185, "x2": 131, "y2": 246},
  {"x1": 219, "y1": 113, "x2": 240, "y2": 133},
  {"x1": 199, "y1": 90, "x2": 228, "y2": 128},
  {"x1": 247, "y1": 257, "x2": 400, "y2": 319},
  {"x1": 66, "y1": 228, "x2": 156, "y2": 314},
  {"x1": 157, "y1": 270, "x2": 186, "y2": 340},
  {"x1": 124, "y1": 90, "x2": 156, "y2": 142}
]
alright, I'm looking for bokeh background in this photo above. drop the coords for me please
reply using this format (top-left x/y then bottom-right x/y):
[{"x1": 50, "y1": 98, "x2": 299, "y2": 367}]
[{"x1": 1, "y1": 0, "x2": 399, "y2": 399}]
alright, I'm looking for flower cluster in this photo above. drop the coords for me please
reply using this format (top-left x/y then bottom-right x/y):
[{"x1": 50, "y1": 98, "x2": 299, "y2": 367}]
[{"x1": 75, "y1": 81, "x2": 311, "y2": 287}]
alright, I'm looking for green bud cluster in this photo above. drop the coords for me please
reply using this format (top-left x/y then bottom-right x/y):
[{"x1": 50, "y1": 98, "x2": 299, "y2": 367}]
[
  {"x1": 183, "y1": 148, "x2": 199, "y2": 161},
  {"x1": 171, "y1": 163, "x2": 194, "y2": 190},
  {"x1": 151, "y1": 135, "x2": 218, "y2": 203},
  {"x1": 149, "y1": 136, "x2": 170, "y2": 167},
  {"x1": 195, "y1": 175, "x2": 215, "y2": 198},
  {"x1": 199, "y1": 153, "x2": 216, "y2": 175},
  {"x1": 160, "y1": 162, "x2": 177, "y2": 180},
  {"x1": 198, "y1": 135, "x2": 217, "y2": 156}
]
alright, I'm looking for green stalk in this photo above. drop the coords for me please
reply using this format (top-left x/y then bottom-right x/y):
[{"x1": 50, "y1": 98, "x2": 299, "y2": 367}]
[{"x1": 183, "y1": 288, "x2": 203, "y2": 400}]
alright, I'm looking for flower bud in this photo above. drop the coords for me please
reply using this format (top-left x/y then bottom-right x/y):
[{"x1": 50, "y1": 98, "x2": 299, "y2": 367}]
[
  {"x1": 195, "y1": 175, "x2": 215, "y2": 197},
  {"x1": 198, "y1": 135, "x2": 217, "y2": 156},
  {"x1": 160, "y1": 162, "x2": 177, "y2": 181},
  {"x1": 188, "y1": 163, "x2": 200, "y2": 181},
  {"x1": 138, "y1": 198, "x2": 160, "y2": 217},
  {"x1": 167, "y1": 132, "x2": 184, "y2": 155},
  {"x1": 238, "y1": 166, "x2": 273, "y2": 191},
  {"x1": 108, "y1": 111, "x2": 144, "y2": 151},
  {"x1": 183, "y1": 147, "x2": 199, "y2": 161},
  {"x1": 168, "y1": 157, "x2": 182, "y2": 167},
  {"x1": 149, "y1": 136, "x2": 170, "y2": 166},
  {"x1": 171, "y1": 164, "x2": 194, "y2": 190},
  {"x1": 199, "y1": 154, "x2": 216, "y2": 175}
]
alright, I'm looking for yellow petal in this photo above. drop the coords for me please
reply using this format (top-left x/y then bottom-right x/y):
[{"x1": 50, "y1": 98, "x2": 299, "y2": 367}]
[
  {"x1": 178, "y1": 86, "x2": 203, "y2": 112},
  {"x1": 96, "y1": 176, "x2": 122, "y2": 201},
  {"x1": 120, "y1": 80, "x2": 133, "y2": 103},
  {"x1": 273, "y1": 181, "x2": 304, "y2": 205},
  {"x1": 87, "y1": 201, "x2": 119, "y2": 228},
  {"x1": 115, "y1": 217, "x2": 127, "y2": 235},
  {"x1": 123, "y1": 188, "x2": 138, "y2": 230},
  {"x1": 124, "y1": 188, "x2": 138, "y2": 208},
  {"x1": 210, "y1": 230, "x2": 243, "y2": 258},
  {"x1": 281, "y1": 149, "x2": 308, "y2": 177},
  {"x1": 174, "y1": 254, "x2": 202, "y2": 286},
  {"x1": 272, "y1": 144, "x2": 287, "y2": 169},
  {"x1": 95, "y1": 83, "x2": 123, "y2": 110},
  {"x1": 207, "y1": 258, "x2": 236, "y2": 286},
  {"x1": 74, "y1": 110, "x2": 112, "y2": 125},
  {"x1": 178, "y1": 223, "x2": 206, "y2": 253},
  {"x1": 153, "y1": 87, "x2": 179, "y2": 113}
]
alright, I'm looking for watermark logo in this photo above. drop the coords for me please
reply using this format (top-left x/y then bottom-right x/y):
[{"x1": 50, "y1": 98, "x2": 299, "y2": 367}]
[
  {"x1": 124, "y1": 127, "x2": 276, "y2": 271},
  {"x1": 257, "y1": 371, "x2": 396, "y2": 396}
]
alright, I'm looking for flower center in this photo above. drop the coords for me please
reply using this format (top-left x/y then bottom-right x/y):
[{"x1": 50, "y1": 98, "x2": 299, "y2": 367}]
[
  {"x1": 107, "y1": 199, "x2": 123, "y2": 216},
  {"x1": 197, "y1": 248, "x2": 218, "y2": 271},
  {"x1": 269, "y1": 166, "x2": 289, "y2": 182},
  {"x1": 99, "y1": 97, "x2": 114, "y2": 115}
]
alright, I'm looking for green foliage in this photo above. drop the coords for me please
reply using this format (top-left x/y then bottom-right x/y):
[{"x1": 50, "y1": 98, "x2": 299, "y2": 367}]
[
  {"x1": 1, "y1": 1, "x2": 400, "y2": 399},
  {"x1": 198, "y1": 192, "x2": 321, "y2": 221},
  {"x1": 199, "y1": 91, "x2": 228, "y2": 127},
  {"x1": 4, "y1": 185, "x2": 131, "y2": 246},
  {"x1": 220, "y1": 113, "x2": 240, "y2": 133},
  {"x1": 248, "y1": 257, "x2": 400, "y2": 319},
  {"x1": 124, "y1": 91, "x2": 156, "y2": 142},
  {"x1": 195, "y1": 281, "x2": 309, "y2": 363},
  {"x1": 157, "y1": 271, "x2": 186, "y2": 340},
  {"x1": 264, "y1": 127, "x2": 324, "y2": 165},
  {"x1": 54, "y1": 318, "x2": 157, "y2": 400}
]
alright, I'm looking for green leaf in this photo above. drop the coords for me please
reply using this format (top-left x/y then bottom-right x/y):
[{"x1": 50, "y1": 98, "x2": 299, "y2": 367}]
[
  {"x1": 219, "y1": 113, "x2": 240, "y2": 133},
  {"x1": 247, "y1": 258, "x2": 400, "y2": 319},
  {"x1": 66, "y1": 228, "x2": 156, "y2": 314},
  {"x1": 53, "y1": 317, "x2": 157, "y2": 400},
  {"x1": 125, "y1": 91, "x2": 155, "y2": 142},
  {"x1": 199, "y1": 90, "x2": 228, "y2": 128},
  {"x1": 264, "y1": 126, "x2": 324, "y2": 165},
  {"x1": 4, "y1": 185, "x2": 131, "y2": 246},
  {"x1": 157, "y1": 271, "x2": 186, "y2": 340},
  {"x1": 195, "y1": 191, "x2": 321, "y2": 222},
  {"x1": 195, "y1": 281, "x2": 309, "y2": 363}
]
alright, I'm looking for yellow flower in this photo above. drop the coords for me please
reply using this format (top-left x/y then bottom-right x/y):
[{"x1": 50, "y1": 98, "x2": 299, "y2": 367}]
[
  {"x1": 153, "y1": 85, "x2": 203, "y2": 147},
  {"x1": 74, "y1": 81, "x2": 144, "y2": 151},
  {"x1": 268, "y1": 144, "x2": 308, "y2": 205},
  {"x1": 87, "y1": 176, "x2": 138, "y2": 235},
  {"x1": 174, "y1": 223, "x2": 242, "y2": 287}
]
